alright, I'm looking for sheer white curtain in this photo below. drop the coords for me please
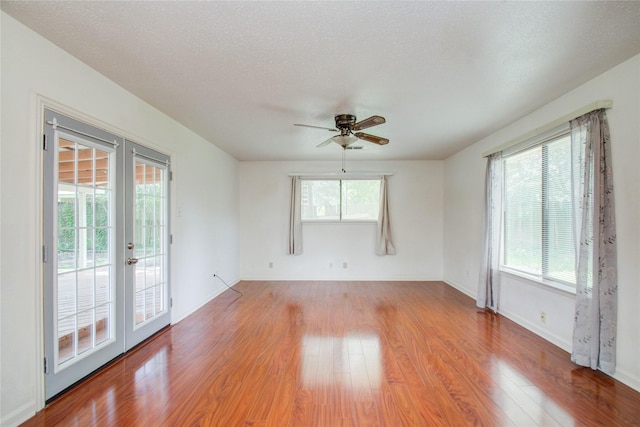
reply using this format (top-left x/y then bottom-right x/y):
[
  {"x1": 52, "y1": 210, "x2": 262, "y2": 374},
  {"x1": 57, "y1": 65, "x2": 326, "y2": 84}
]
[
  {"x1": 288, "y1": 176, "x2": 302, "y2": 255},
  {"x1": 477, "y1": 152, "x2": 502, "y2": 311},
  {"x1": 570, "y1": 109, "x2": 617, "y2": 374},
  {"x1": 376, "y1": 176, "x2": 396, "y2": 255}
]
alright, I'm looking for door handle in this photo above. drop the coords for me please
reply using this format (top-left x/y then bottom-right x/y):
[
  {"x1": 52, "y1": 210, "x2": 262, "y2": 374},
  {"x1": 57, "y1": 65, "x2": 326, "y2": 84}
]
[{"x1": 127, "y1": 257, "x2": 139, "y2": 265}]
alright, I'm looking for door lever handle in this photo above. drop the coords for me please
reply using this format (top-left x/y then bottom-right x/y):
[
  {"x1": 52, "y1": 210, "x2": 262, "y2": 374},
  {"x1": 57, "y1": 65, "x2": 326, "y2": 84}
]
[{"x1": 127, "y1": 257, "x2": 139, "y2": 265}]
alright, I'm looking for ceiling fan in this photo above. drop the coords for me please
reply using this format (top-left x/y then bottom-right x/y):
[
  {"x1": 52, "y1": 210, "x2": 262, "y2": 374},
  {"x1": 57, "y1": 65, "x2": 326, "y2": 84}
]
[{"x1": 294, "y1": 114, "x2": 389, "y2": 148}]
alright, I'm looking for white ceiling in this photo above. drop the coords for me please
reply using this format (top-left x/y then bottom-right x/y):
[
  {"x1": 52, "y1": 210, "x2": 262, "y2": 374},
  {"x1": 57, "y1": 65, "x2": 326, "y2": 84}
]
[{"x1": 3, "y1": 1, "x2": 640, "y2": 161}]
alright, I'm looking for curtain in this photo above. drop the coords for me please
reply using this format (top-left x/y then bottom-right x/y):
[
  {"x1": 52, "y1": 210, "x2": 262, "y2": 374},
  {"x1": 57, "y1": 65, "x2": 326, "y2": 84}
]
[
  {"x1": 376, "y1": 176, "x2": 396, "y2": 255},
  {"x1": 477, "y1": 152, "x2": 502, "y2": 311},
  {"x1": 288, "y1": 176, "x2": 302, "y2": 255},
  {"x1": 570, "y1": 109, "x2": 617, "y2": 374}
]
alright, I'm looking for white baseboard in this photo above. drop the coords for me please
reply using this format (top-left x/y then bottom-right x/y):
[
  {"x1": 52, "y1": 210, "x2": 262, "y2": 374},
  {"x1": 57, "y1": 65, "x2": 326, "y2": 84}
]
[
  {"x1": 444, "y1": 279, "x2": 640, "y2": 393},
  {"x1": 2, "y1": 400, "x2": 38, "y2": 427},
  {"x1": 442, "y1": 278, "x2": 476, "y2": 299},
  {"x1": 497, "y1": 306, "x2": 572, "y2": 353},
  {"x1": 171, "y1": 278, "x2": 240, "y2": 325},
  {"x1": 238, "y1": 275, "x2": 443, "y2": 281},
  {"x1": 444, "y1": 278, "x2": 572, "y2": 352},
  {"x1": 611, "y1": 367, "x2": 640, "y2": 393}
]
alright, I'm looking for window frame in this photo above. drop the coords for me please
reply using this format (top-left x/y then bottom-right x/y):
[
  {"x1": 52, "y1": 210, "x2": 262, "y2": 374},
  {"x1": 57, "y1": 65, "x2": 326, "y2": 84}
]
[
  {"x1": 499, "y1": 124, "x2": 576, "y2": 291},
  {"x1": 300, "y1": 177, "x2": 381, "y2": 223}
]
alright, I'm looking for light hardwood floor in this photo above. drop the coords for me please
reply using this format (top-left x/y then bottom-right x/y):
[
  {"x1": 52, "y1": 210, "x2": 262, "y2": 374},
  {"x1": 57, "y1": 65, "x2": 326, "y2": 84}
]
[{"x1": 22, "y1": 281, "x2": 640, "y2": 426}]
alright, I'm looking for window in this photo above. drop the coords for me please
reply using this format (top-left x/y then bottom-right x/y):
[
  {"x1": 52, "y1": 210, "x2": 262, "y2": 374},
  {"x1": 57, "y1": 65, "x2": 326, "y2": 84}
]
[
  {"x1": 301, "y1": 179, "x2": 380, "y2": 221},
  {"x1": 502, "y1": 132, "x2": 575, "y2": 285}
]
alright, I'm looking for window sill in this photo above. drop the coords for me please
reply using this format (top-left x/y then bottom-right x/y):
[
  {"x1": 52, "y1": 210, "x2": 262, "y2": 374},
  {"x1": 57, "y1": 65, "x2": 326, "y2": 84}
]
[{"x1": 500, "y1": 267, "x2": 576, "y2": 296}]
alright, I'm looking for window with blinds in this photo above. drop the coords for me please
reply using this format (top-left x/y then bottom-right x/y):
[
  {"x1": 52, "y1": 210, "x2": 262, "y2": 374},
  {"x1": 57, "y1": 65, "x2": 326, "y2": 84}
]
[{"x1": 502, "y1": 132, "x2": 576, "y2": 286}]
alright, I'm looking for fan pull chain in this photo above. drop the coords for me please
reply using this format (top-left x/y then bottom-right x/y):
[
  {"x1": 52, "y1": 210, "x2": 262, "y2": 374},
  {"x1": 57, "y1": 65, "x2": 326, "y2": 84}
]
[{"x1": 341, "y1": 147, "x2": 346, "y2": 173}]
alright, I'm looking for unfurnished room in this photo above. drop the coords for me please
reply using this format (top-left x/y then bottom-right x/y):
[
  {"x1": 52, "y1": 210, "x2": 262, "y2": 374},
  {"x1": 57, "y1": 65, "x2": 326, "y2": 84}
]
[{"x1": 1, "y1": 1, "x2": 640, "y2": 426}]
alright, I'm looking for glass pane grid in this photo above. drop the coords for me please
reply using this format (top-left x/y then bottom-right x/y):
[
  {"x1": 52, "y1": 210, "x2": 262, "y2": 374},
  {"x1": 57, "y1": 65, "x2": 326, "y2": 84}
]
[
  {"x1": 134, "y1": 161, "x2": 167, "y2": 326},
  {"x1": 95, "y1": 303, "x2": 111, "y2": 346},
  {"x1": 56, "y1": 140, "x2": 114, "y2": 368}
]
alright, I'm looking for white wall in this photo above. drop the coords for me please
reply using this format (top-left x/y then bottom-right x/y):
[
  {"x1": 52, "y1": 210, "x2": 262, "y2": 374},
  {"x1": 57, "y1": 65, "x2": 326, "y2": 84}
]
[
  {"x1": 443, "y1": 54, "x2": 640, "y2": 391},
  {"x1": 239, "y1": 160, "x2": 443, "y2": 281},
  {"x1": 0, "y1": 13, "x2": 239, "y2": 426}
]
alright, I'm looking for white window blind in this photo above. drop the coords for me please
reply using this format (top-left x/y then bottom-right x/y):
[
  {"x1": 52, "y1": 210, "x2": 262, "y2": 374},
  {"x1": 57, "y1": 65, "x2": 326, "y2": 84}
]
[{"x1": 502, "y1": 132, "x2": 576, "y2": 285}]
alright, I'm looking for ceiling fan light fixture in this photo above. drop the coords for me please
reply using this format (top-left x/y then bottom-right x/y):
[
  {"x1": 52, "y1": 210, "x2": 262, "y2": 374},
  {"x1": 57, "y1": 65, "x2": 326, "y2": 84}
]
[
  {"x1": 296, "y1": 113, "x2": 388, "y2": 148},
  {"x1": 332, "y1": 135, "x2": 359, "y2": 147}
]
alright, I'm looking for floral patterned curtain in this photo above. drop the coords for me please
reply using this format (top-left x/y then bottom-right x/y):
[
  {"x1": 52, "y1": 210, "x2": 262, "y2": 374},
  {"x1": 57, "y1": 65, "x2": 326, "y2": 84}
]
[{"x1": 570, "y1": 109, "x2": 617, "y2": 374}]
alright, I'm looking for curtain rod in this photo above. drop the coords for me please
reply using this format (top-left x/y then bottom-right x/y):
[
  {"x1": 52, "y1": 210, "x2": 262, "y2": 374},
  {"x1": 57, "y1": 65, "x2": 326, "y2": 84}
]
[
  {"x1": 481, "y1": 99, "x2": 613, "y2": 158},
  {"x1": 288, "y1": 172, "x2": 393, "y2": 177}
]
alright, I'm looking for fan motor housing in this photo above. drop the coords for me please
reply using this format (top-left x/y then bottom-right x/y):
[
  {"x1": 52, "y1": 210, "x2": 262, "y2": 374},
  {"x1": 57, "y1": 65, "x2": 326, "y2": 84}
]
[{"x1": 334, "y1": 114, "x2": 357, "y2": 130}]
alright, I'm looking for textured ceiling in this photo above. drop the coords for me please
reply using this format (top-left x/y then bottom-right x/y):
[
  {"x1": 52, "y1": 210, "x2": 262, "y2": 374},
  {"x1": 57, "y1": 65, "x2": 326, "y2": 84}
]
[{"x1": 3, "y1": 1, "x2": 640, "y2": 161}]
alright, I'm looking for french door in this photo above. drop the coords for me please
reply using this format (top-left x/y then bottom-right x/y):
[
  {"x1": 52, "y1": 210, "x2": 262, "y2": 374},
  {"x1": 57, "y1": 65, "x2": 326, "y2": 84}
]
[
  {"x1": 43, "y1": 109, "x2": 170, "y2": 400},
  {"x1": 124, "y1": 141, "x2": 171, "y2": 350}
]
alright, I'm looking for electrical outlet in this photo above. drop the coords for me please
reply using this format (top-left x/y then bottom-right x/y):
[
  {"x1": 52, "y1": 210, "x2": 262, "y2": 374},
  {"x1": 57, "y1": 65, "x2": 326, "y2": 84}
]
[
  {"x1": 343, "y1": 262, "x2": 348, "y2": 269},
  {"x1": 268, "y1": 261, "x2": 274, "y2": 268},
  {"x1": 540, "y1": 311, "x2": 546, "y2": 323}
]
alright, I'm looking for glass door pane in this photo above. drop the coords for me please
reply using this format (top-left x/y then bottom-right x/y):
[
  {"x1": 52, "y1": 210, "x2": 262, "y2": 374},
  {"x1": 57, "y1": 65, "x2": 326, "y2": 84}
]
[
  {"x1": 124, "y1": 141, "x2": 170, "y2": 350},
  {"x1": 56, "y1": 139, "x2": 115, "y2": 366},
  {"x1": 133, "y1": 162, "x2": 167, "y2": 326},
  {"x1": 44, "y1": 110, "x2": 125, "y2": 400}
]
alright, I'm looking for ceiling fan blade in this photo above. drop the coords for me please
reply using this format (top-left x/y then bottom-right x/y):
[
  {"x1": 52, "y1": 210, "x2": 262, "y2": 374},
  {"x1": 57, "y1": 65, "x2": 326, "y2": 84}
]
[
  {"x1": 294, "y1": 123, "x2": 338, "y2": 132},
  {"x1": 355, "y1": 132, "x2": 389, "y2": 145},
  {"x1": 352, "y1": 115, "x2": 385, "y2": 131},
  {"x1": 317, "y1": 136, "x2": 335, "y2": 148}
]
